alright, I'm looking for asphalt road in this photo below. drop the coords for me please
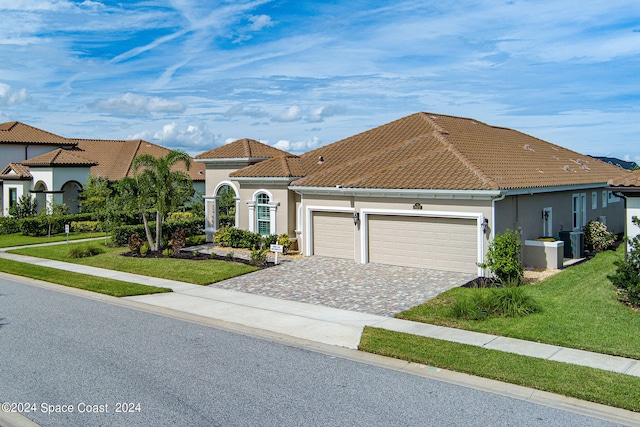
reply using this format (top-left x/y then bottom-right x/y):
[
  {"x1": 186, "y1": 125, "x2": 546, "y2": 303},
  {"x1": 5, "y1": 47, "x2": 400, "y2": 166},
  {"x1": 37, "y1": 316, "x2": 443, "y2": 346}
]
[{"x1": 0, "y1": 275, "x2": 624, "y2": 427}]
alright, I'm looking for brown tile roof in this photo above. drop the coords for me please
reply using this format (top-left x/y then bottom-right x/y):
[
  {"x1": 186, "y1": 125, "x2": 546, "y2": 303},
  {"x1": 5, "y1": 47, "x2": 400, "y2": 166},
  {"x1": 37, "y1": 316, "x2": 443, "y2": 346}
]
[
  {"x1": 72, "y1": 139, "x2": 205, "y2": 181},
  {"x1": 230, "y1": 155, "x2": 304, "y2": 178},
  {"x1": 196, "y1": 138, "x2": 292, "y2": 159},
  {"x1": 235, "y1": 112, "x2": 623, "y2": 191},
  {"x1": 608, "y1": 169, "x2": 640, "y2": 187},
  {"x1": 0, "y1": 121, "x2": 74, "y2": 145},
  {"x1": 0, "y1": 162, "x2": 32, "y2": 180},
  {"x1": 21, "y1": 148, "x2": 97, "y2": 167}
]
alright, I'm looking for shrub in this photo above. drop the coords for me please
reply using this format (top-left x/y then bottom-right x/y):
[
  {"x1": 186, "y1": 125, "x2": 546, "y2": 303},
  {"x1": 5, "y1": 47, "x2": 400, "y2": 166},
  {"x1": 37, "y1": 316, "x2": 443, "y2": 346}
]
[
  {"x1": 140, "y1": 242, "x2": 150, "y2": 255},
  {"x1": 0, "y1": 217, "x2": 20, "y2": 235},
  {"x1": 186, "y1": 235, "x2": 206, "y2": 246},
  {"x1": 583, "y1": 220, "x2": 616, "y2": 253},
  {"x1": 250, "y1": 248, "x2": 268, "y2": 266},
  {"x1": 112, "y1": 225, "x2": 147, "y2": 246},
  {"x1": 70, "y1": 221, "x2": 102, "y2": 233},
  {"x1": 67, "y1": 244, "x2": 105, "y2": 258},
  {"x1": 163, "y1": 248, "x2": 174, "y2": 257},
  {"x1": 214, "y1": 227, "x2": 262, "y2": 250},
  {"x1": 478, "y1": 229, "x2": 523, "y2": 284},
  {"x1": 608, "y1": 216, "x2": 640, "y2": 306},
  {"x1": 127, "y1": 234, "x2": 144, "y2": 255},
  {"x1": 261, "y1": 234, "x2": 279, "y2": 248},
  {"x1": 277, "y1": 233, "x2": 292, "y2": 253},
  {"x1": 170, "y1": 228, "x2": 187, "y2": 253},
  {"x1": 451, "y1": 284, "x2": 540, "y2": 320}
]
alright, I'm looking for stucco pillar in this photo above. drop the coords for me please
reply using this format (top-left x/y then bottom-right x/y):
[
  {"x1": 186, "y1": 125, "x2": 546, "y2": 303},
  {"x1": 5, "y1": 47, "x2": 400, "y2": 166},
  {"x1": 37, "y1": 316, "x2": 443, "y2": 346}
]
[{"x1": 247, "y1": 201, "x2": 256, "y2": 233}]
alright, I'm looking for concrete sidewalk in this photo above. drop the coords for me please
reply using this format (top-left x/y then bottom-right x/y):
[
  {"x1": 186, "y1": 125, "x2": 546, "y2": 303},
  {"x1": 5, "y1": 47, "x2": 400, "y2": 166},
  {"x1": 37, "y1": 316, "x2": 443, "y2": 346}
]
[{"x1": 1, "y1": 249, "x2": 640, "y2": 379}]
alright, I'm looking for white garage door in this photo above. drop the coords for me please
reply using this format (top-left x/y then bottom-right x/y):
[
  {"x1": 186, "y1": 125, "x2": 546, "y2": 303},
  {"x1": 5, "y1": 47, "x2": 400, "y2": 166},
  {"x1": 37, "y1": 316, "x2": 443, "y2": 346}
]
[
  {"x1": 312, "y1": 211, "x2": 354, "y2": 259},
  {"x1": 368, "y1": 215, "x2": 478, "y2": 273}
]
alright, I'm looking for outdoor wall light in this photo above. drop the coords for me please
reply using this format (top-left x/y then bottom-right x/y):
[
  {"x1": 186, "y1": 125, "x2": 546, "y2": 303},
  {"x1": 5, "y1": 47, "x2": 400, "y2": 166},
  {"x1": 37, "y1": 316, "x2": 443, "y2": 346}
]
[
  {"x1": 352, "y1": 212, "x2": 360, "y2": 226},
  {"x1": 481, "y1": 217, "x2": 489, "y2": 233}
]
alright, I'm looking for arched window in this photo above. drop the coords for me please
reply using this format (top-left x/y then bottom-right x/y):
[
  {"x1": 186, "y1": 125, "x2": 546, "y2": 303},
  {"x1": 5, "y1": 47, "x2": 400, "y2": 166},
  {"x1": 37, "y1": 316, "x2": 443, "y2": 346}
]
[{"x1": 256, "y1": 192, "x2": 271, "y2": 235}]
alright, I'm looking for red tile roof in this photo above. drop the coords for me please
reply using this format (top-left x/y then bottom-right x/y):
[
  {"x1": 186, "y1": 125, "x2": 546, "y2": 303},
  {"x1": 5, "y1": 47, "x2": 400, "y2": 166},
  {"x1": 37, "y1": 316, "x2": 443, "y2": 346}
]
[
  {"x1": 608, "y1": 169, "x2": 640, "y2": 187},
  {"x1": 0, "y1": 121, "x2": 73, "y2": 145},
  {"x1": 72, "y1": 139, "x2": 205, "y2": 181},
  {"x1": 196, "y1": 138, "x2": 292, "y2": 160},
  {"x1": 0, "y1": 162, "x2": 32, "y2": 180},
  {"x1": 232, "y1": 112, "x2": 623, "y2": 191},
  {"x1": 21, "y1": 148, "x2": 97, "y2": 167}
]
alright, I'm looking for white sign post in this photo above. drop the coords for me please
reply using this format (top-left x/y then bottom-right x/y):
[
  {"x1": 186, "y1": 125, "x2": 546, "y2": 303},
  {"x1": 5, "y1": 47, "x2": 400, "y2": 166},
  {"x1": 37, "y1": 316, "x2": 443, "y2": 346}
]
[
  {"x1": 65, "y1": 223, "x2": 70, "y2": 244},
  {"x1": 270, "y1": 244, "x2": 283, "y2": 265}
]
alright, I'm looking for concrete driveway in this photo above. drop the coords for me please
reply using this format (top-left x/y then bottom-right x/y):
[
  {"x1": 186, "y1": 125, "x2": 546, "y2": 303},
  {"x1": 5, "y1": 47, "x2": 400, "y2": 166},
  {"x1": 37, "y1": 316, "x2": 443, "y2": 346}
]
[{"x1": 208, "y1": 256, "x2": 477, "y2": 317}]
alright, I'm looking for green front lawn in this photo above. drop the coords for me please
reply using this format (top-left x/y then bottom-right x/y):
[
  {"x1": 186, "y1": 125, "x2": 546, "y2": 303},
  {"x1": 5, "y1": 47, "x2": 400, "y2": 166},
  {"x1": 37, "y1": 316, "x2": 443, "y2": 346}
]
[
  {"x1": 0, "y1": 232, "x2": 108, "y2": 248},
  {"x1": 359, "y1": 327, "x2": 640, "y2": 412},
  {"x1": 396, "y1": 245, "x2": 640, "y2": 359},
  {"x1": 9, "y1": 241, "x2": 259, "y2": 285},
  {"x1": 0, "y1": 258, "x2": 171, "y2": 297}
]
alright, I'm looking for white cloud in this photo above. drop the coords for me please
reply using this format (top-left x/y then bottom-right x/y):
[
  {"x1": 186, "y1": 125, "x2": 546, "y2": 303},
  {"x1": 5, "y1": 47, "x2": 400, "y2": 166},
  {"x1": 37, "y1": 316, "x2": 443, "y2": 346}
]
[
  {"x1": 0, "y1": 83, "x2": 28, "y2": 106},
  {"x1": 224, "y1": 104, "x2": 269, "y2": 118},
  {"x1": 152, "y1": 122, "x2": 220, "y2": 149},
  {"x1": 248, "y1": 14, "x2": 274, "y2": 31},
  {"x1": 273, "y1": 136, "x2": 322, "y2": 154},
  {"x1": 308, "y1": 104, "x2": 347, "y2": 122},
  {"x1": 91, "y1": 93, "x2": 184, "y2": 116},
  {"x1": 272, "y1": 106, "x2": 302, "y2": 122}
]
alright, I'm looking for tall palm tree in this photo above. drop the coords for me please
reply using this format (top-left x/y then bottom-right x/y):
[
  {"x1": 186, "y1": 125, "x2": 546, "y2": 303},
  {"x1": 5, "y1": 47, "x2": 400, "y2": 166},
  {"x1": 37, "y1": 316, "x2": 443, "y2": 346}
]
[{"x1": 132, "y1": 150, "x2": 193, "y2": 251}]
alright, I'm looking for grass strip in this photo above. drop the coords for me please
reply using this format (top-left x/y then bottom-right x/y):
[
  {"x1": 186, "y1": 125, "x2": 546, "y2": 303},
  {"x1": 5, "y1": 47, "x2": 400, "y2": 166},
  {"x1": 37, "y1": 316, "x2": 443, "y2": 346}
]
[
  {"x1": 359, "y1": 326, "x2": 640, "y2": 412},
  {"x1": 0, "y1": 258, "x2": 171, "y2": 297},
  {"x1": 397, "y1": 247, "x2": 640, "y2": 360},
  {"x1": 0, "y1": 232, "x2": 108, "y2": 248},
  {"x1": 9, "y1": 242, "x2": 259, "y2": 285}
]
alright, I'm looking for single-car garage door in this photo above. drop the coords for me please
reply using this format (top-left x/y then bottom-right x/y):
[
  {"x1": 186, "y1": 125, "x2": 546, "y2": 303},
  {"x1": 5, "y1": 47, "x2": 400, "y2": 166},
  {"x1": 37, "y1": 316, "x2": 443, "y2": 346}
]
[
  {"x1": 312, "y1": 211, "x2": 354, "y2": 259},
  {"x1": 368, "y1": 215, "x2": 478, "y2": 273}
]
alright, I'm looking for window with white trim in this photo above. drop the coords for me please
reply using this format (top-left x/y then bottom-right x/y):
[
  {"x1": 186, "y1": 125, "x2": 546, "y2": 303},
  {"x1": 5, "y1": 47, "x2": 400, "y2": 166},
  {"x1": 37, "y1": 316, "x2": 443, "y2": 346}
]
[
  {"x1": 572, "y1": 193, "x2": 586, "y2": 230},
  {"x1": 592, "y1": 192, "x2": 597, "y2": 210},
  {"x1": 602, "y1": 190, "x2": 607, "y2": 208},
  {"x1": 256, "y1": 193, "x2": 271, "y2": 235}
]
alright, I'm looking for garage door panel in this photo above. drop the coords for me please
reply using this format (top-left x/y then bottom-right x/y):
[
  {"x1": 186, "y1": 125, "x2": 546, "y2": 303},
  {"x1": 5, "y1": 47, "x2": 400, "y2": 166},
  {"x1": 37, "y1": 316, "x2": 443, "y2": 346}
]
[
  {"x1": 368, "y1": 215, "x2": 477, "y2": 273},
  {"x1": 313, "y1": 211, "x2": 354, "y2": 259}
]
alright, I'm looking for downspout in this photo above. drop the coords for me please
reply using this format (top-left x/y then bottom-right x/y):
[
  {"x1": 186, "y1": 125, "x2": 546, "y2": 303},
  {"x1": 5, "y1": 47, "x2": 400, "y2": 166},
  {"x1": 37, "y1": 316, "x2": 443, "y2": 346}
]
[{"x1": 490, "y1": 192, "x2": 507, "y2": 240}]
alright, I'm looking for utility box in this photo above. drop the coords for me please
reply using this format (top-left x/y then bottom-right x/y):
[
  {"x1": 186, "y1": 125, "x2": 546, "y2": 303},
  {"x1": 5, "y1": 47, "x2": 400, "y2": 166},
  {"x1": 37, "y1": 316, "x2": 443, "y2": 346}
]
[{"x1": 559, "y1": 231, "x2": 584, "y2": 259}]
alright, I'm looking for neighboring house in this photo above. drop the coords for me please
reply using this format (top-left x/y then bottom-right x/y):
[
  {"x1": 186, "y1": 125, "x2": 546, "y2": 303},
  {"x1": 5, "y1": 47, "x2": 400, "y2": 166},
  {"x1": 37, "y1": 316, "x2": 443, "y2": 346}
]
[
  {"x1": 592, "y1": 156, "x2": 639, "y2": 171},
  {"x1": 0, "y1": 121, "x2": 205, "y2": 216},
  {"x1": 197, "y1": 112, "x2": 626, "y2": 275},
  {"x1": 608, "y1": 169, "x2": 640, "y2": 246}
]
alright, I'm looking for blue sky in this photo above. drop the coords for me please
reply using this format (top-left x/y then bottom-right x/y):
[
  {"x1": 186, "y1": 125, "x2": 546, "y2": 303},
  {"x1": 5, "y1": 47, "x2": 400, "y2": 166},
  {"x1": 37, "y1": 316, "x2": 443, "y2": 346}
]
[{"x1": 1, "y1": 0, "x2": 639, "y2": 163}]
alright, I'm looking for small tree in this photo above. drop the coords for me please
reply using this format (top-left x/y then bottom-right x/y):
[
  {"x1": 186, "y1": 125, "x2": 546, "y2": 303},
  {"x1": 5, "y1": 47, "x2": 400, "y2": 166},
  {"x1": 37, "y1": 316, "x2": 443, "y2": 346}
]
[
  {"x1": 608, "y1": 216, "x2": 640, "y2": 306},
  {"x1": 478, "y1": 229, "x2": 524, "y2": 284},
  {"x1": 132, "y1": 150, "x2": 194, "y2": 252},
  {"x1": 8, "y1": 194, "x2": 37, "y2": 219}
]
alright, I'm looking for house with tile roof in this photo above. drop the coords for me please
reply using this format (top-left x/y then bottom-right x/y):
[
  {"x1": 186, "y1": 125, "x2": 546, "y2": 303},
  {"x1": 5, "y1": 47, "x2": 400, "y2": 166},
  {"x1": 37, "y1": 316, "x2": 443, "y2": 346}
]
[
  {"x1": 197, "y1": 112, "x2": 626, "y2": 275},
  {"x1": 608, "y1": 169, "x2": 640, "y2": 246},
  {"x1": 0, "y1": 121, "x2": 205, "y2": 216}
]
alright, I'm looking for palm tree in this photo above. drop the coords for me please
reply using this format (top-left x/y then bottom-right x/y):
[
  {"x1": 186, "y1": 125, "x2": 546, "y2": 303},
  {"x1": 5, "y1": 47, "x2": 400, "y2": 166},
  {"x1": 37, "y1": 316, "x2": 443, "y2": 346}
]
[{"x1": 132, "y1": 150, "x2": 194, "y2": 251}]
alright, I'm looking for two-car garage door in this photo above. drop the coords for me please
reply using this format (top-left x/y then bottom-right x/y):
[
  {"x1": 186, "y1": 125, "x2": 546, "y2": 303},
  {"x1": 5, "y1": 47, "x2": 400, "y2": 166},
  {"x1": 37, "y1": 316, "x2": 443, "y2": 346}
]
[
  {"x1": 367, "y1": 215, "x2": 478, "y2": 273},
  {"x1": 311, "y1": 210, "x2": 479, "y2": 274}
]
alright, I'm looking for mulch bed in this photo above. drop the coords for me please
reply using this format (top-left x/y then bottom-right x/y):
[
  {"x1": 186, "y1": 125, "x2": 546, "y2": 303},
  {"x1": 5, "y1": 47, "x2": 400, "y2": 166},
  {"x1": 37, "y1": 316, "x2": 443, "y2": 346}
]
[{"x1": 121, "y1": 249, "x2": 276, "y2": 268}]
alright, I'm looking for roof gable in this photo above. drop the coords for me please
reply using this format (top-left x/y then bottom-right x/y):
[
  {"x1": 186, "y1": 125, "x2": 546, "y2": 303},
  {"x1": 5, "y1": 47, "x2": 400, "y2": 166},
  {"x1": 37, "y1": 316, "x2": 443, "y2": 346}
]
[
  {"x1": 0, "y1": 162, "x2": 32, "y2": 180},
  {"x1": 0, "y1": 121, "x2": 73, "y2": 145},
  {"x1": 21, "y1": 148, "x2": 97, "y2": 167},
  {"x1": 230, "y1": 155, "x2": 304, "y2": 179},
  {"x1": 196, "y1": 138, "x2": 292, "y2": 160}
]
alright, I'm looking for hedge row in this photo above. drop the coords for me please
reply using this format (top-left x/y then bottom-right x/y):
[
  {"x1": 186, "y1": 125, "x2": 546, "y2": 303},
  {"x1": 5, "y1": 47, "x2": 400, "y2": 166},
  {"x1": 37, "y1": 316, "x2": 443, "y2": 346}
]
[
  {"x1": 9, "y1": 213, "x2": 97, "y2": 236},
  {"x1": 110, "y1": 217, "x2": 203, "y2": 246}
]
